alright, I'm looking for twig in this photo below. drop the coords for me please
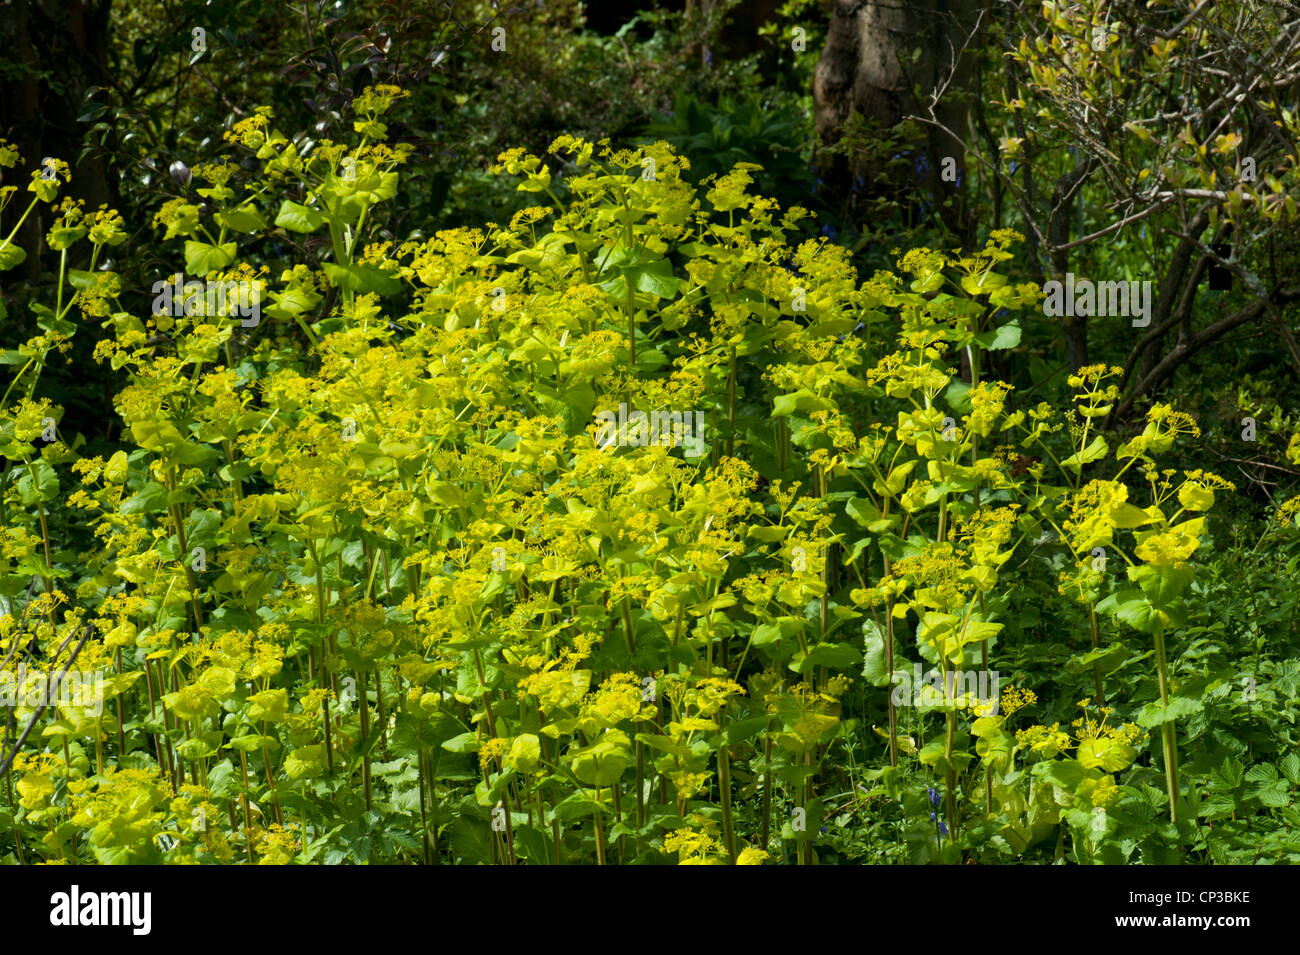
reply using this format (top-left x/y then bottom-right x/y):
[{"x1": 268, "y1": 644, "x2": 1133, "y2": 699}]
[{"x1": 0, "y1": 623, "x2": 96, "y2": 779}]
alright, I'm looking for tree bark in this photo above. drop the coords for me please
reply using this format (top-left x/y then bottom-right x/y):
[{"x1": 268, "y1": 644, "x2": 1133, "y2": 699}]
[
  {"x1": 1047, "y1": 157, "x2": 1092, "y2": 370},
  {"x1": 812, "y1": 0, "x2": 978, "y2": 238},
  {"x1": 0, "y1": 0, "x2": 117, "y2": 280}
]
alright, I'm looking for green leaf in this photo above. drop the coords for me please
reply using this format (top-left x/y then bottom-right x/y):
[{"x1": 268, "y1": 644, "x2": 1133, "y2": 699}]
[
  {"x1": 442, "y1": 731, "x2": 481, "y2": 754},
  {"x1": 16, "y1": 459, "x2": 59, "y2": 505},
  {"x1": 68, "y1": 268, "x2": 99, "y2": 290},
  {"x1": 961, "y1": 269, "x2": 1008, "y2": 297},
  {"x1": 1030, "y1": 757, "x2": 1086, "y2": 791},
  {"x1": 130, "y1": 418, "x2": 184, "y2": 454},
  {"x1": 944, "y1": 379, "x2": 972, "y2": 413},
  {"x1": 274, "y1": 200, "x2": 324, "y2": 233},
  {"x1": 263, "y1": 286, "x2": 321, "y2": 321},
  {"x1": 552, "y1": 791, "x2": 603, "y2": 822},
  {"x1": 1077, "y1": 736, "x2": 1137, "y2": 772},
  {"x1": 1278, "y1": 752, "x2": 1300, "y2": 786},
  {"x1": 216, "y1": 205, "x2": 268, "y2": 234},
  {"x1": 973, "y1": 318, "x2": 1021, "y2": 350},
  {"x1": 1128, "y1": 563, "x2": 1193, "y2": 606},
  {"x1": 284, "y1": 745, "x2": 327, "y2": 781},
  {"x1": 31, "y1": 302, "x2": 75, "y2": 337},
  {"x1": 570, "y1": 729, "x2": 632, "y2": 786},
  {"x1": 861, "y1": 618, "x2": 895, "y2": 687},
  {"x1": 1211, "y1": 757, "x2": 1245, "y2": 791},
  {"x1": 1096, "y1": 588, "x2": 1183, "y2": 634},
  {"x1": 772, "y1": 389, "x2": 834, "y2": 417},
  {"x1": 630, "y1": 258, "x2": 679, "y2": 299},
  {"x1": 322, "y1": 262, "x2": 402, "y2": 295},
  {"x1": 120, "y1": 481, "x2": 169, "y2": 515},
  {"x1": 184, "y1": 240, "x2": 237, "y2": 276},
  {"x1": 0, "y1": 243, "x2": 25, "y2": 271},
  {"x1": 1110, "y1": 502, "x2": 1156, "y2": 528},
  {"x1": 792, "y1": 642, "x2": 862, "y2": 674},
  {"x1": 1135, "y1": 695, "x2": 1203, "y2": 728},
  {"x1": 595, "y1": 248, "x2": 678, "y2": 301},
  {"x1": 1061, "y1": 434, "x2": 1108, "y2": 471},
  {"x1": 723, "y1": 715, "x2": 771, "y2": 744},
  {"x1": 228, "y1": 733, "x2": 281, "y2": 754},
  {"x1": 846, "y1": 496, "x2": 895, "y2": 532}
]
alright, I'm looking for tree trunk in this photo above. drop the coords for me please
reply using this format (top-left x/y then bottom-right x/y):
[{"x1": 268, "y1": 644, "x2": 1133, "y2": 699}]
[
  {"x1": 0, "y1": 0, "x2": 117, "y2": 281},
  {"x1": 812, "y1": 0, "x2": 978, "y2": 239},
  {"x1": 1047, "y1": 157, "x2": 1092, "y2": 371}
]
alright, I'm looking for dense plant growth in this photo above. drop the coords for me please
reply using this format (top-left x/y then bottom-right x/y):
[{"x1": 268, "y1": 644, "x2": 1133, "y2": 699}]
[{"x1": 3, "y1": 85, "x2": 1299, "y2": 864}]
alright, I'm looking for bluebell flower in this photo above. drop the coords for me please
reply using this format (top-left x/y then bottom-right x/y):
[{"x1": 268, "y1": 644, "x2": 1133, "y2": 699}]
[
  {"x1": 938, "y1": 822, "x2": 949, "y2": 836},
  {"x1": 930, "y1": 811, "x2": 937, "y2": 822},
  {"x1": 928, "y1": 786, "x2": 940, "y2": 807}
]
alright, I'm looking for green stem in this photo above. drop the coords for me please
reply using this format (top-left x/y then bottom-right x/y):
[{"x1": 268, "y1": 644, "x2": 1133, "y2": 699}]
[
  {"x1": 592, "y1": 788, "x2": 607, "y2": 865},
  {"x1": 717, "y1": 717, "x2": 736, "y2": 863},
  {"x1": 945, "y1": 708, "x2": 957, "y2": 839},
  {"x1": 359, "y1": 669, "x2": 372, "y2": 811},
  {"x1": 1088, "y1": 606, "x2": 1105, "y2": 705},
  {"x1": 1153, "y1": 628, "x2": 1180, "y2": 823},
  {"x1": 625, "y1": 276, "x2": 637, "y2": 367},
  {"x1": 238, "y1": 749, "x2": 255, "y2": 863}
]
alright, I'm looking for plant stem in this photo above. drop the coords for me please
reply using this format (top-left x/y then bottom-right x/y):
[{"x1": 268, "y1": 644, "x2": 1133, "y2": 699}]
[
  {"x1": 1153, "y1": 628, "x2": 1179, "y2": 822},
  {"x1": 1088, "y1": 606, "x2": 1105, "y2": 705},
  {"x1": 359, "y1": 669, "x2": 372, "y2": 810},
  {"x1": 625, "y1": 277, "x2": 637, "y2": 367},
  {"x1": 238, "y1": 749, "x2": 255, "y2": 863},
  {"x1": 717, "y1": 726, "x2": 736, "y2": 863},
  {"x1": 591, "y1": 788, "x2": 606, "y2": 865}
]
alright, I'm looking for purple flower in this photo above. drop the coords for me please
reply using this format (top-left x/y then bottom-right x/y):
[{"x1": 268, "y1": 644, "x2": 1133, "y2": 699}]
[{"x1": 927, "y1": 786, "x2": 940, "y2": 807}]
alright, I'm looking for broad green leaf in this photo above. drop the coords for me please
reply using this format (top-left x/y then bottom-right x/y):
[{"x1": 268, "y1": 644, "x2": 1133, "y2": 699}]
[
  {"x1": 0, "y1": 242, "x2": 27, "y2": 271},
  {"x1": 216, "y1": 204, "x2": 268, "y2": 233},
  {"x1": 1135, "y1": 695, "x2": 1203, "y2": 728},
  {"x1": 274, "y1": 200, "x2": 324, "y2": 233},
  {"x1": 184, "y1": 240, "x2": 237, "y2": 276},
  {"x1": 973, "y1": 318, "x2": 1021, "y2": 350}
]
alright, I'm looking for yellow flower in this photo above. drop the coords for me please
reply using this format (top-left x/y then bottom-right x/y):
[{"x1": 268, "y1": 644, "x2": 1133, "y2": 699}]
[
  {"x1": 999, "y1": 686, "x2": 1037, "y2": 717},
  {"x1": 1015, "y1": 723, "x2": 1072, "y2": 757},
  {"x1": 1090, "y1": 775, "x2": 1119, "y2": 807},
  {"x1": 1134, "y1": 519, "x2": 1203, "y2": 567},
  {"x1": 582, "y1": 672, "x2": 650, "y2": 725},
  {"x1": 664, "y1": 826, "x2": 724, "y2": 864},
  {"x1": 478, "y1": 736, "x2": 510, "y2": 770},
  {"x1": 1277, "y1": 495, "x2": 1300, "y2": 527}
]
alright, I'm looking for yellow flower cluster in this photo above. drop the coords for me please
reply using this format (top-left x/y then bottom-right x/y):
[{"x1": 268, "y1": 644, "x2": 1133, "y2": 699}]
[
  {"x1": 1000, "y1": 685, "x2": 1037, "y2": 717},
  {"x1": 1015, "y1": 722, "x2": 1073, "y2": 757}
]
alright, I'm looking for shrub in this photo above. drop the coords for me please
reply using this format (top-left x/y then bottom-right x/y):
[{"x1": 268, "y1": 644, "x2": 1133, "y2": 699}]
[{"x1": 1, "y1": 89, "x2": 1294, "y2": 865}]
